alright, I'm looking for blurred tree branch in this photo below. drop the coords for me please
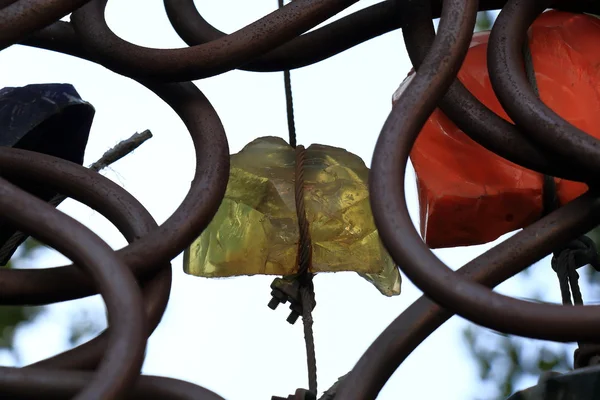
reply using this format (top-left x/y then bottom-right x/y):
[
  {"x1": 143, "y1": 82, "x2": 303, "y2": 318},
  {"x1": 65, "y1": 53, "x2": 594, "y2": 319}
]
[{"x1": 0, "y1": 239, "x2": 45, "y2": 362}]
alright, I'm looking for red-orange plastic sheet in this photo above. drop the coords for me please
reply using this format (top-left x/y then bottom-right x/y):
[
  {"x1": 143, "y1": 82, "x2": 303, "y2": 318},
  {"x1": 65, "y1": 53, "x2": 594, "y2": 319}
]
[{"x1": 395, "y1": 11, "x2": 600, "y2": 249}]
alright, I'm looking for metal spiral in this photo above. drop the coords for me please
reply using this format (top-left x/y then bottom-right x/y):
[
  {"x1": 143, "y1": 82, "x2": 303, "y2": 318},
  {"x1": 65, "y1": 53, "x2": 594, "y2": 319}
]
[{"x1": 1, "y1": 0, "x2": 600, "y2": 398}]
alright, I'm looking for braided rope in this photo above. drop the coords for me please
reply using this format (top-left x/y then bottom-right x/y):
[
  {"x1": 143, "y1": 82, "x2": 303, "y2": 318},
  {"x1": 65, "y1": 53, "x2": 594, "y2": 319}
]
[{"x1": 295, "y1": 145, "x2": 317, "y2": 394}]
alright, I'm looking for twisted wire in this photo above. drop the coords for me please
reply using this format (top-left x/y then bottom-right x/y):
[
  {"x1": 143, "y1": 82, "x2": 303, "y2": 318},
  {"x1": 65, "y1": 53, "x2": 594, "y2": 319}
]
[
  {"x1": 294, "y1": 146, "x2": 312, "y2": 279},
  {"x1": 0, "y1": 130, "x2": 152, "y2": 267},
  {"x1": 294, "y1": 145, "x2": 317, "y2": 394},
  {"x1": 276, "y1": 0, "x2": 298, "y2": 149}
]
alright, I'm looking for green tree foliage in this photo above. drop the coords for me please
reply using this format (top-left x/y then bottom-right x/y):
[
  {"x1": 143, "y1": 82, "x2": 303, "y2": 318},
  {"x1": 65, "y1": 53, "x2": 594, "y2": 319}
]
[
  {"x1": 0, "y1": 239, "x2": 44, "y2": 358},
  {"x1": 475, "y1": 10, "x2": 494, "y2": 32},
  {"x1": 0, "y1": 238, "x2": 102, "y2": 364},
  {"x1": 463, "y1": 316, "x2": 572, "y2": 399}
]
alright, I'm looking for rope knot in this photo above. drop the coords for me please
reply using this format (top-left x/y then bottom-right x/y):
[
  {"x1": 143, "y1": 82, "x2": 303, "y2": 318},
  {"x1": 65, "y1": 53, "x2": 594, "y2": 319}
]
[
  {"x1": 550, "y1": 236, "x2": 600, "y2": 306},
  {"x1": 267, "y1": 144, "x2": 317, "y2": 395},
  {"x1": 551, "y1": 235, "x2": 600, "y2": 272}
]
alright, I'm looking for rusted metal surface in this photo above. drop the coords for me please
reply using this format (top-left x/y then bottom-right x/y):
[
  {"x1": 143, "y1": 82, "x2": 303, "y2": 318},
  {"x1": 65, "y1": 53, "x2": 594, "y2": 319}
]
[
  {"x1": 1, "y1": 0, "x2": 600, "y2": 398},
  {"x1": 0, "y1": 0, "x2": 88, "y2": 50}
]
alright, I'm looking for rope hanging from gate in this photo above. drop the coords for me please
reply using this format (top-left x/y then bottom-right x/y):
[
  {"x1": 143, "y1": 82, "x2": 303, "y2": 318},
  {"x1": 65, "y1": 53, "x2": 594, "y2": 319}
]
[
  {"x1": 270, "y1": 0, "x2": 318, "y2": 396},
  {"x1": 294, "y1": 145, "x2": 318, "y2": 394},
  {"x1": 523, "y1": 36, "x2": 600, "y2": 369}
]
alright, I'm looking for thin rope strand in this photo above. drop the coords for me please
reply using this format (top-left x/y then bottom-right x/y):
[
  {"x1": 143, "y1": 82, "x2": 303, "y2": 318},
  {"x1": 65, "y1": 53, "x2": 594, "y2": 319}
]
[
  {"x1": 295, "y1": 146, "x2": 317, "y2": 394},
  {"x1": 278, "y1": 0, "x2": 297, "y2": 147}
]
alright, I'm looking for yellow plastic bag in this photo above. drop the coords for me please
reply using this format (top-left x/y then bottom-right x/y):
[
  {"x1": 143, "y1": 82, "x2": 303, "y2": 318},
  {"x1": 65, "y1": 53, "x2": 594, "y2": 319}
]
[{"x1": 184, "y1": 137, "x2": 401, "y2": 296}]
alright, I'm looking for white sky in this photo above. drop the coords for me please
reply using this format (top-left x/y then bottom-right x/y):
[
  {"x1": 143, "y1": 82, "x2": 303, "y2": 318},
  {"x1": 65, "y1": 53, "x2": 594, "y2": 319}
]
[{"x1": 0, "y1": 2, "x2": 577, "y2": 399}]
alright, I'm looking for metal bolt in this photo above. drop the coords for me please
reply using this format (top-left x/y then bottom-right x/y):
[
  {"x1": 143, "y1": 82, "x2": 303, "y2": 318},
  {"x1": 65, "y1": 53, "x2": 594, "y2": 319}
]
[
  {"x1": 268, "y1": 296, "x2": 281, "y2": 310},
  {"x1": 287, "y1": 311, "x2": 300, "y2": 324}
]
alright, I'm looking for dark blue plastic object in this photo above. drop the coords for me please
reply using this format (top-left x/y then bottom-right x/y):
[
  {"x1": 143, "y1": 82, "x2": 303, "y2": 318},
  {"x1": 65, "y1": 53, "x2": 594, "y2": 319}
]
[{"x1": 0, "y1": 83, "x2": 94, "y2": 265}]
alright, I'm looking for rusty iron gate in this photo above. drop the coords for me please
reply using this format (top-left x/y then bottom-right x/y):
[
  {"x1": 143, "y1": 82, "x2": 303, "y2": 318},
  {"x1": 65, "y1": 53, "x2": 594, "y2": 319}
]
[{"x1": 2, "y1": 0, "x2": 600, "y2": 399}]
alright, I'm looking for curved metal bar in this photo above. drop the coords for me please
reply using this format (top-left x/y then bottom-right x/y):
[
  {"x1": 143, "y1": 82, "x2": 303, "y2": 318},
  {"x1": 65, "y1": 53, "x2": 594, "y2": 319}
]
[
  {"x1": 164, "y1": 0, "x2": 402, "y2": 72},
  {"x1": 70, "y1": 0, "x2": 360, "y2": 81},
  {"x1": 0, "y1": 1, "x2": 19, "y2": 9},
  {"x1": 5, "y1": 18, "x2": 234, "y2": 399},
  {"x1": 0, "y1": 368, "x2": 226, "y2": 400},
  {"x1": 27, "y1": 267, "x2": 171, "y2": 371},
  {"x1": 400, "y1": 0, "x2": 597, "y2": 181},
  {"x1": 0, "y1": 0, "x2": 90, "y2": 50},
  {"x1": 337, "y1": 189, "x2": 600, "y2": 399},
  {"x1": 164, "y1": 0, "x2": 508, "y2": 72},
  {"x1": 6, "y1": 0, "x2": 600, "y2": 398},
  {"x1": 21, "y1": 21, "x2": 96, "y2": 60},
  {"x1": 488, "y1": 0, "x2": 600, "y2": 181},
  {"x1": 372, "y1": 0, "x2": 600, "y2": 343},
  {"x1": 0, "y1": 148, "x2": 170, "y2": 371},
  {"x1": 104, "y1": 80, "x2": 229, "y2": 289},
  {"x1": 15, "y1": 10, "x2": 231, "y2": 281},
  {"x1": 0, "y1": 175, "x2": 146, "y2": 399},
  {"x1": 163, "y1": 0, "x2": 600, "y2": 73},
  {"x1": 23, "y1": 1, "x2": 513, "y2": 72},
  {"x1": 0, "y1": 87, "x2": 228, "y2": 307},
  {"x1": 0, "y1": 148, "x2": 162, "y2": 305}
]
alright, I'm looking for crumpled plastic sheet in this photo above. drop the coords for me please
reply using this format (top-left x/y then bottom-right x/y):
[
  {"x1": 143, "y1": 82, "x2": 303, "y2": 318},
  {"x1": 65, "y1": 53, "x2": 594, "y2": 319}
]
[
  {"x1": 184, "y1": 136, "x2": 401, "y2": 296},
  {"x1": 397, "y1": 11, "x2": 600, "y2": 249}
]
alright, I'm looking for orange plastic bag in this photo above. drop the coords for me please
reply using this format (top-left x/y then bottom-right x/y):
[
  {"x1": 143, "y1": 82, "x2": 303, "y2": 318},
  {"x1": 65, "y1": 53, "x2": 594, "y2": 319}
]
[{"x1": 393, "y1": 11, "x2": 600, "y2": 249}]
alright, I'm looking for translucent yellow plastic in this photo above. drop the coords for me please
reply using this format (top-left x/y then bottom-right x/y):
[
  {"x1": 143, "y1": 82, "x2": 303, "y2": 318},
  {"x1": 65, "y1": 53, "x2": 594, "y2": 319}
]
[{"x1": 183, "y1": 136, "x2": 401, "y2": 296}]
